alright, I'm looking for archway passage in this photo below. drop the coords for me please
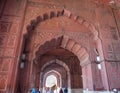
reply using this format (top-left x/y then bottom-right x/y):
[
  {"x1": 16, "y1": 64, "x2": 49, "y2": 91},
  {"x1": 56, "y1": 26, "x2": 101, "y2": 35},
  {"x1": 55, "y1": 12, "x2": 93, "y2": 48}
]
[
  {"x1": 16, "y1": 9, "x2": 106, "y2": 93},
  {"x1": 37, "y1": 46, "x2": 83, "y2": 93},
  {"x1": 45, "y1": 75, "x2": 57, "y2": 88},
  {"x1": 43, "y1": 71, "x2": 61, "y2": 93}
]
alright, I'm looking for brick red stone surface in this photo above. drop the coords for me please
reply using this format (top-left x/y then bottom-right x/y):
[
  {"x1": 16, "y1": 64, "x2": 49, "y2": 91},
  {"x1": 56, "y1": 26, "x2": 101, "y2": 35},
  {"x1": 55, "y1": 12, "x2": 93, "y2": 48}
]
[{"x1": 0, "y1": 0, "x2": 120, "y2": 93}]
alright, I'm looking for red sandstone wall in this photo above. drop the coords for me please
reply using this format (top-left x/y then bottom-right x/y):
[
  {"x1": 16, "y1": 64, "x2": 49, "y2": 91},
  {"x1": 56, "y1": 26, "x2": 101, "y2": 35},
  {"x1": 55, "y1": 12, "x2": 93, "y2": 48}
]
[
  {"x1": 0, "y1": 0, "x2": 120, "y2": 92},
  {"x1": 0, "y1": 0, "x2": 27, "y2": 92}
]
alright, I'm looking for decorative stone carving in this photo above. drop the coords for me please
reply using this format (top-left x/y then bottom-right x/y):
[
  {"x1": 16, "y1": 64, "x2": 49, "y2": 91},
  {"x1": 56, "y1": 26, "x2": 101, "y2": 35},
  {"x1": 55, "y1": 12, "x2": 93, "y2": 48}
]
[
  {"x1": 0, "y1": 35, "x2": 6, "y2": 47},
  {"x1": 28, "y1": 1, "x2": 62, "y2": 9},
  {"x1": 0, "y1": 75, "x2": 7, "y2": 90},
  {"x1": 107, "y1": 53, "x2": 116, "y2": 60},
  {"x1": 7, "y1": 35, "x2": 16, "y2": 47},
  {"x1": 107, "y1": 43, "x2": 114, "y2": 53},
  {"x1": 110, "y1": 26, "x2": 118, "y2": 40},
  {"x1": 0, "y1": 22, "x2": 11, "y2": 33},
  {"x1": 4, "y1": 48, "x2": 15, "y2": 57},
  {"x1": 33, "y1": 31, "x2": 61, "y2": 49},
  {"x1": 112, "y1": 41, "x2": 120, "y2": 60},
  {"x1": 104, "y1": 42, "x2": 116, "y2": 60},
  {"x1": 1, "y1": 60, "x2": 11, "y2": 72}
]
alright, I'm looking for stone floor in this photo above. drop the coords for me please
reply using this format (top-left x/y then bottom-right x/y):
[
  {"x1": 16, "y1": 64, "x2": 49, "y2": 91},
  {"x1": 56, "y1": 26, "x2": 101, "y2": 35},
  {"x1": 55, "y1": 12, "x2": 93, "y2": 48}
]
[{"x1": 70, "y1": 89, "x2": 120, "y2": 93}]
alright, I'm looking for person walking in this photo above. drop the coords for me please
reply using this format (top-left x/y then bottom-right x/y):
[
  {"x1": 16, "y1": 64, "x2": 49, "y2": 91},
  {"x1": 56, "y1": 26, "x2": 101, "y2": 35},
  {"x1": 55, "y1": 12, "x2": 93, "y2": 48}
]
[
  {"x1": 59, "y1": 88, "x2": 63, "y2": 93},
  {"x1": 64, "y1": 88, "x2": 68, "y2": 93}
]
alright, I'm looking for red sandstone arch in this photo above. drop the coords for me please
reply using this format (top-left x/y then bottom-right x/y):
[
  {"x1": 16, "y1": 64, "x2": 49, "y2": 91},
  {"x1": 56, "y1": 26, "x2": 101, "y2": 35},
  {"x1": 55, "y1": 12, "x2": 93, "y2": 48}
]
[
  {"x1": 61, "y1": 35, "x2": 89, "y2": 65},
  {"x1": 43, "y1": 70, "x2": 61, "y2": 88},
  {"x1": 26, "y1": 9, "x2": 98, "y2": 40},
  {"x1": 25, "y1": 9, "x2": 104, "y2": 65},
  {"x1": 26, "y1": 9, "x2": 106, "y2": 91},
  {"x1": 41, "y1": 59, "x2": 70, "y2": 72},
  {"x1": 33, "y1": 35, "x2": 90, "y2": 66},
  {"x1": 40, "y1": 59, "x2": 71, "y2": 88}
]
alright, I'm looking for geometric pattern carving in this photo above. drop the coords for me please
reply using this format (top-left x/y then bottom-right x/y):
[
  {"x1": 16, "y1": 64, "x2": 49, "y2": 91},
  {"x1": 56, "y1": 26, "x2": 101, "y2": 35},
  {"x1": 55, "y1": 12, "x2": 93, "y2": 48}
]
[
  {"x1": 107, "y1": 43, "x2": 113, "y2": 53},
  {"x1": 7, "y1": 35, "x2": 16, "y2": 47},
  {"x1": 1, "y1": 61, "x2": 11, "y2": 72},
  {"x1": 0, "y1": 22, "x2": 11, "y2": 33},
  {"x1": 110, "y1": 26, "x2": 118, "y2": 40},
  {"x1": 104, "y1": 41, "x2": 115, "y2": 61},
  {"x1": 0, "y1": 35, "x2": 6, "y2": 47},
  {"x1": 4, "y1": 48, "x2": 15, "y2": 57},
  {"x1": 107, "y1": 53, "x2": 116, "y2": 60},
  {"x1": 0, "y1": 75, "x2": 7, "y2": 90}
]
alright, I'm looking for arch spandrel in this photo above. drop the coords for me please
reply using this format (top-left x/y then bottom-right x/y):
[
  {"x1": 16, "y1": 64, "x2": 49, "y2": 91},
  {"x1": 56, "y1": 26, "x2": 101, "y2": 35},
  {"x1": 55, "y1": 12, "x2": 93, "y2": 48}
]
[{"x1": 25, "y1": 9, "x2": 103, "y2": 66}]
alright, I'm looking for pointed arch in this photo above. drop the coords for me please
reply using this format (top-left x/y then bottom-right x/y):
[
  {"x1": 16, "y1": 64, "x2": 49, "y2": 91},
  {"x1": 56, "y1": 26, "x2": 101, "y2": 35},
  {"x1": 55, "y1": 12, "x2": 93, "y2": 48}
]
[
  {"x1": 26, "y1": 9, "x2": 98, "y2": 40},
  {"x1": 26, "y1": 9, "x2": 104, "y2": 66},
  {"x1": 40, "y1": 59, "x2": 71, "y2": 88},
  {"x1": 33, "y1": 35, "x2": 89, "y2": 66}
]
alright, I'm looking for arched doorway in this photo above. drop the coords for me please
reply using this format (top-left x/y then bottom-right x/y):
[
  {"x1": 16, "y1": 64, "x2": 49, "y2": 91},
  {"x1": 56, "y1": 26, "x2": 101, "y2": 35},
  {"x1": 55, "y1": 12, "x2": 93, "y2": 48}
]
[
  {"x1": 16, "y1": 9, "x2": 109, "y2": 93},
  {"x1": 45, "y1": 75, "x2": 57, "y2": 87},
  {"x1": 40, "y1": 59, "x2": 72, "y2": 93},
  {"x1": 43, "y1": 71, "x2": 60, "y2": 93},
  {"x1": 33, "y1": 41, "x2": 84, "y2": 93}
]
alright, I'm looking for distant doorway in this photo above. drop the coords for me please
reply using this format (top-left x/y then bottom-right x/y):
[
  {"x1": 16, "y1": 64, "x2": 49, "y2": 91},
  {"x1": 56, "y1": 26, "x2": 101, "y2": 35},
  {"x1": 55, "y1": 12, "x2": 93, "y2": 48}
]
[
  {"x1": 45, "y1": 75, "x2": 60, "y2": 93},
  {"x1": 46, "y1": 75, "x2": 57, "y2": 88}
]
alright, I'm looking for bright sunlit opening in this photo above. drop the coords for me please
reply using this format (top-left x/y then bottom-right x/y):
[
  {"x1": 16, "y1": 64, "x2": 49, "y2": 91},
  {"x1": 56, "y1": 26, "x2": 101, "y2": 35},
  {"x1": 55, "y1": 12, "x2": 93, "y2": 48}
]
[{"x1": 46, "y1": 75, "x2": 57, "y2": 87}]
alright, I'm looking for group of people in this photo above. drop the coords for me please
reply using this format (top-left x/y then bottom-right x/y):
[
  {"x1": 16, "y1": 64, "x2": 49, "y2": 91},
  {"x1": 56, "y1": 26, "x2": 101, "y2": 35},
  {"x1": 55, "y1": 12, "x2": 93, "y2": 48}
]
[
  {"x1": 31, "y1": 87, "x2": 68, "y2": 93},
  {"x1": 45, "y1": 87, "x2": 68, "y2": 93}
]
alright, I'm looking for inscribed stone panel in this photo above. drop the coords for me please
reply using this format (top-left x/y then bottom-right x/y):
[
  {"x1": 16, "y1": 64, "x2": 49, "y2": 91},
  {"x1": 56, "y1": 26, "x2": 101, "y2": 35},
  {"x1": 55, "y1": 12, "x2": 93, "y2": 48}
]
[
  {"x1": 110, "y1": 26, "x2": 119, "y2": 40},
  {"x1": 104, "y1": 41, "x2": 116, "y2": 60}
]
